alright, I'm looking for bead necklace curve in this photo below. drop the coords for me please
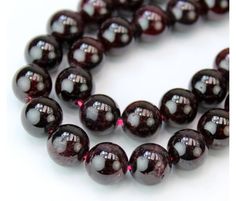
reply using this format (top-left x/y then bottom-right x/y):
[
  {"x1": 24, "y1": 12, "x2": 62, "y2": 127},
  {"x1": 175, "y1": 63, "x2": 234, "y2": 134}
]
[{"x1": 12, "y1": 0, "x2": 229, "y2": 185}]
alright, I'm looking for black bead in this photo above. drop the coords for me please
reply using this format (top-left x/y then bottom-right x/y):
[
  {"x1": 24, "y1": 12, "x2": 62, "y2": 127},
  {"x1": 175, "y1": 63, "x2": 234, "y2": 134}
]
[
  {"x1": 215, "y1": 48, "x2": 229, "y2": 82},
  {"x1": 225, "y1": 95, "x2": 229, "y2": 111}
]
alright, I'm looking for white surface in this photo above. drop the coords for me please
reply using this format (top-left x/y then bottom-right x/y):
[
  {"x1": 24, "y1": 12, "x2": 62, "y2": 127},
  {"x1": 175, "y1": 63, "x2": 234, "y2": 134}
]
[{"x1": 4, "y1": 0, "x2": 229, "y2": 201}]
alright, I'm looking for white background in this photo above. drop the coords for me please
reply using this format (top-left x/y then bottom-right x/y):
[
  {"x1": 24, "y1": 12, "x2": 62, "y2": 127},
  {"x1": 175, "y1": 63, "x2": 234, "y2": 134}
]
[{"x1": 2, "y1": 0, "x2": 231, "y2": 201}]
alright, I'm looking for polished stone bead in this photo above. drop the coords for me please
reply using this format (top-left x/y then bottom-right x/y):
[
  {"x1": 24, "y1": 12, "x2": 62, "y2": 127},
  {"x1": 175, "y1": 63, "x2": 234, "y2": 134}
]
[
  {"x1": 68, "y1": 37, "x2": 105, "y2": 70},
  {"x1": 160, "y1": 88, "x2": 198, "y2": 126},
  {"x1": 85, "y1": 142, "x2": 128, "y2": 185},
  {"x1": 98, "y1": 17, "x2": 133, "y2": 50},
  {"x1": 13, "y1": 64, "x2": 52, "y2": 103},
  {"x1": 215, "y1": 48, "x2": 229, "y2": 81},
  {"x1": 80, "y1": 94, "x2": 120, "y2": 135},
  {"x1": 203, "y1": 0, "x2": 229, "y2": 14},
  {"x1": 191, "y1": 69, "x2": 227, "y2": 108},
  {"x1": 225, "y1": 95, "x2": 229, "y2": 111},
  {"x1": 129, "y1": 143, "x2": 172, "y2": 185},
  {"x1": 122, "y1": 101, "x2": 162, "y2": 138},
  {"x1": 198, "y1": 109, "x2": 229, "y2": 149},
  {"x1": 167, "y1": 129, "x2": 208, "y2": 170},
  {"x1": 167, "y1": 0, "x2": 200, "y2": 25},
  {"x1": 25, "y1": 35, "x2": 63, "y2": 71},
  {"x1": 47, "y1": 124, "x2": 89, "y2": 166},
  {"x1": 48, "y1": 10, "x2": 84, "y2": 43},
  {"x1": 21, "y1": 97, "x2": 63, "y2": 137},
  {"x1": 55, "y1": 67, "x2": 92, "y2": 107},
  {"x1": 114, "y1": 0, "x2": 144, "y2": 10},
  {"x1": 79, "y1": 0, "x2": 114, "y2": 24}
]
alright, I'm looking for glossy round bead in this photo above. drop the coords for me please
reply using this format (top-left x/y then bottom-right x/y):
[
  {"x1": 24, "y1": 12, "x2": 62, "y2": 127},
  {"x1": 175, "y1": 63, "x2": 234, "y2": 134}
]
[
  {"x1": 225, "y1": 95, "x2": 229, "y2": 111},
  {"x1": 122, "y1": 101, "x2": 162, "y2": 138},
  {"x1": 13, "y1": 64, "x2": 52, "y2": 102},
  {"x1": 215, "y1": 48, "x2": 229, "y2": 81},
  {"x1": 167, "y1": 129, "x2": 208, "y2": 170},
  {"x1": 198, "y1": 109, "x2": 229, "y2": 149},
  {"x1": 55, "y1": 67, "x2": 92, "y2": 106},
  {"x1": 191, "y1": 69, "x2": 227, "y2": 108},
  {"x1": 48, "y1": 10, "x2": 84, "y2": 43},
  {"x1": 79, "y1": 0, "x2": 114, "y2": 24},
  {"x1": 80, "y1": 95, "x2": 120, "y2": 135},
  {"x1": 47, "y1": 124, "x2": 89, "y2": 166},
  {"x1": 21, "y1": 97, "x2": 63, "y2": 137},
  {"x1": 160, "y1": 88, "x2": 198, "y2": 126},
  {"x1": 25, "y1": 35, "x2": 63, "y2": 71},
  {"x1": 85, "y1": 142, "x2": 128, "y2": 185},
  {"x1": 167, "y1": 0, "x2": 200, "y2": 25},
  {"x1": 98, "y1": 17, "x2": 133, "y2": 50},
  {"x1": 133, "y1": 5, "x2": 168, "y2": 38},
  {"x1": 68, "y1": 37, "x2": 105, "y2": 70},
  {"x1": 129, "y1": 143, "x2": 172, "y2": 185},
  {"x1": 203, "y1": 0, "x2": 229, "y2": 14},
  {"x1": 114, "y1": 0, "x2": 144, "y2": 10}
]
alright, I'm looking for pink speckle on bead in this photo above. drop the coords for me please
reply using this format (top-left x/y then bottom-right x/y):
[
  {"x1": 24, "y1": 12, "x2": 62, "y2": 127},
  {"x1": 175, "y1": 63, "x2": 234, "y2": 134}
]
[
  {"x1": 25, "y1": 96, "x2": 32, "y2": 103},
  {"x1": 75, "y1": 99, "x2": 84, "y2": 108},
  {"x1": 116, "y1": 118, "x2": 124, "y2": 127},
  {"x1": 127, "y1": 165, "x2": 132, "y2": 171}
]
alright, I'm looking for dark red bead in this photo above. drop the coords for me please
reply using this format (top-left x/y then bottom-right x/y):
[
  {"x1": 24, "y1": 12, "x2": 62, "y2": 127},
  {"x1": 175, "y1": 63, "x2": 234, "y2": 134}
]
[
  {"x1": 85, "y1": 142, "x2": 128, "y2": 185},
  {"x1": 129, "y1": 143, "x2": 172, "y2": 185},
  {"x1": 122, "y1": 101, "x2": 162, "y2": 138},
  {"x1": 114, "y1": 0, "x2": 144, "y2": 10},
  {"x1": 198, "y1": 109, "x2": 229, "y2": 149},
  {"x1": 132, "y1": 5, "x2": 168, "y2": 38},
  {"x1": 13, "y1": 64, "x2": 52, "y2": 103},
  {"x1": 79, "y1": 0, "x2": 114, "y2": 24},
  {"x1": 48, "y1": 10, "x2": 84, "y2": 43},
  {"x1": 215, "y1": 48, "x2": 229, "y2": 81},
  {"x1": 225, "y1": 95, "x2": 229, "y2": 111},
  {"x1": 47, "y1": 124, "x2": 89, "y2": 166},
  {"x1": 68, "y1": 37, "x2": 105, "y2": 70},
  {"x1": 21, "y1": 97, "x2": 63, "y2": 137},
  {"x1": 167, "y1": 0, "x2": 200, "y2": 25},
  {"x1": 98, "y1": 17, "x2": 133, "y2": 50},
  {"x1": 203, "y1": 0, "x2": 229, "y2": 14},
  {"x1": 193, "y1": 0, "x2": 209, "y2": 15},
  {"x1": 25, "y1": 35, "x2": 63, "y2": 71},
  {"x1": 191, "y1": 69, "x2": 227, "y2": 108},
  {"x1": 160, "y1": 88, "x2": 198, "y2": 126},
  {"x1": 80, "y1": 95, "x2": 120, "y2": 135},
  {"x1": 55, "y1": 67, "x2": 92, "y2": 107},
  {"x1": 167, "y1": 129, "x2": 208, "y2": 170}
]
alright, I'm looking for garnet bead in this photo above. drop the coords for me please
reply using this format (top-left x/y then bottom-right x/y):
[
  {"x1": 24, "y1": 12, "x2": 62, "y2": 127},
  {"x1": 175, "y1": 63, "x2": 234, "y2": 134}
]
[
  {"x1": 129, "y1": 143, "x2": 172, "y2": 185},
  {"x1": 98, "y1": 17, "x2": 133, "y2": 50},
  {"x1": 114, "y1": 0, "x2": 144, "y2": 10},
  {"x1": 48, "y1": 10, "x2": 84, "y2": 44},
  {"x1": 203, "y1": 0, "x2": 229, "y2": 14},
  {"x1": 68, "y1": 37, "x2": 105, "y2": 70},
  {"x1": 160, "y1": 88, "x2": 198, "y2": 126},
  {"x1": 47, "y1": 124, "x2": 89, "y2": 166},
  {"x1": 198, "y1": 109, "x2": 229, "y2": 149},
  {"x1": 13, "y1": 64, "x2": 52, "y2": 102},
  {"x1": 21, "y1": 97, "x2": 63, "y2": 137},
  {"x1": 122, "y1": 101, "x2": 162, "y2": 138},
  {"x1": 80, "y1": 94, "x2": 120, "y2": 135},
  {"x1": 55, "y1": 67, "x2": 92, "y2": 106},
  {"x1": 215, "y1": 48, "x2": 229, "y2": 81},
  {"x1": 225, "y1": 95, "x2": 229, "y2": 111},
  {"x1": 25, "y1": 35, "x2": 63, "y2": 71},
  {"x1": 191, "y1": 69, "x2": 227, "y2": 108},
  {"x1": 85, "y1": 142, "x2": 128, "y2": 185},
  {"x1": 167, "y1": 129, "x2": 208, "y2": 170},
  {"x1": 167, "y1": 0, "x2": 200, "y2": 25}
]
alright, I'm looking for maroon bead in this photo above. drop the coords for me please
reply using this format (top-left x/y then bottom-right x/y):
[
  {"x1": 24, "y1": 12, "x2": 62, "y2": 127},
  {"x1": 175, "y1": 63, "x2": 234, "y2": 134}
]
[
  {"x1": 79, "y1": 0, "x2": 114, "y2": 24},
  {"x1": 68, "y1": 37, "x2": 105, "y2": 70},
  {"x1": 225, "y1": 95, "x2": 229, "y2": 111},
  {"x1": 47, "y1": 124, "x2": 89, "y2": 166},
  {"x1": 85, "y1": 142, "x2": 128, "y2": 185},
  {"x1": 203, "y1": 0, "x2": 229, "y2": 14},
  {"x1": 13, "y1": 64, "x2": 52, "y2": 103},
  {"x1": 132, "y1": 5, "x2": 168, "y2": 38},
  {"x1": 167, "y1": 0, "x2": 200, "y2": 25},
  {"x1": 160, "y1": 88, "x2": 198, "y2": 126},
  {"x1": 215, "y1": 48, "x2": 229, "y2": 81},
  {"x1": 98, "y1": 17, "x2": 133, "y2": 50},
  {"x1": 48, "y1": 10, "x2": 84, "y2": 43},
  {"x1": 21, "y1": 97, "x2": 63, "y2": 137},
  {"x1": 198, "y1": 109, "x2": 229, "y2": 149},
  {"x1": 25, "y1": 35, "x2": 63, "y2": 71},
  {"x1": 80, "y1": 94, "x2": 120, "y2": 135},
  {"x1": 114, "y1": 0, "x2": 144, "y2": 10},
  {"x1": 168, "y1": 129, "x2": 208, "y2": 170},
  {"x1": 191, "y1": 69, "x2": 227, "y2": 108},
  {"x1": 122, "y1": 101, "x2": 162, "y2": 138},
  {"x1": 193, "y1": 0, "x2": 209, "y2": 15},
  {"x1": 129, "y1": 143, "x2": 172, "y2": 185},
  {"x1": 55, "y1": 67, "x2": 92, "y2": 107}
]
